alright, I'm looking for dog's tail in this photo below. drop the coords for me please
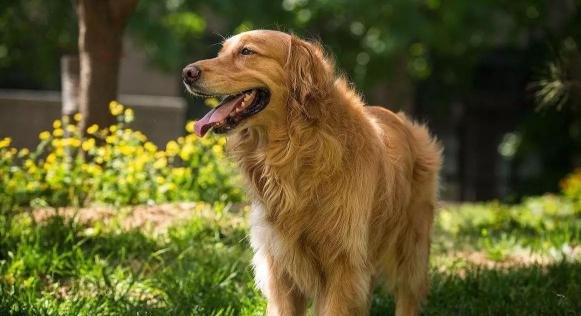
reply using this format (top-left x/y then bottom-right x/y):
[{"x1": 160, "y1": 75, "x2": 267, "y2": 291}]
[{"x1": 398, "y1": 113, "x2": 443, "y2": 197}]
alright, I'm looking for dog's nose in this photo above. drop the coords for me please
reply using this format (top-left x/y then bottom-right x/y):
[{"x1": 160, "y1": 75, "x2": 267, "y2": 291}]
[{"x1": 182, "y1": 64, "x2": 201, "y2": 82}]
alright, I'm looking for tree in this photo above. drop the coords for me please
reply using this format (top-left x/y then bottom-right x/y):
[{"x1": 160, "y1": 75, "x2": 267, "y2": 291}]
[
  {"x1": 0, "y1": 1, "x2": 76, "y2": 89},
  {"x1": 75, "y1": 0, "x2": 139, "y2": 131}
]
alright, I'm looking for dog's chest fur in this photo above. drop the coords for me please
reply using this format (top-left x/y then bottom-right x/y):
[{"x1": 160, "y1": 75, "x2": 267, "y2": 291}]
[{"x1": 249, "y1": 201, "x2": 327, "y2": 295}]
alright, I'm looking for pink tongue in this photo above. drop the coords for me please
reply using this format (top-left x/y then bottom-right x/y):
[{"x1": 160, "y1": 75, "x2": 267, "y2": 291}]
[{"x1": 194, "y1": 94, "x2": 245, "y2": 137}]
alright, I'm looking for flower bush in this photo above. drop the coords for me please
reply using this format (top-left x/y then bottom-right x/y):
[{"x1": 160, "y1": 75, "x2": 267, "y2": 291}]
[{"x1": 0, "y1": 101, "x2": 242, "y2": 212}]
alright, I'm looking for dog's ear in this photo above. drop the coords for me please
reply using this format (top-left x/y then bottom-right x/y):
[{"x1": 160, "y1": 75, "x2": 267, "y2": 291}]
[{"x1": 286, "y1": 35, "x2": 334, "y2": 120}]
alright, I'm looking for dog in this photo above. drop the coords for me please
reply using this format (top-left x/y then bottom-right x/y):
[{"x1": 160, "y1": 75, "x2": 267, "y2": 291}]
[{"x1": 182, "y1": 30, "x2": 442, "y2": 316}]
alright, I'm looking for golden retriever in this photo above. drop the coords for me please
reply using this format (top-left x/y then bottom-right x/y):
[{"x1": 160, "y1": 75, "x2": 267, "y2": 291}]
[{"x1": 182, "y1": 30, "x2": 442, "y2": 316}]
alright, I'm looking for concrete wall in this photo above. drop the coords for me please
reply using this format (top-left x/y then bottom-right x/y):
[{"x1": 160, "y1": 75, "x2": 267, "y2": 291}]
[
  {"x1": 118, "y1": 39, "x2": 183, "y2": 97},
  {"x1": 0, "y1": 89, "x2": 186, "y2": 149}
]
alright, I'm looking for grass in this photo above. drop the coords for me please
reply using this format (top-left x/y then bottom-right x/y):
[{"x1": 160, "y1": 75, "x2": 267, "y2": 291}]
[{"x1": 0, "y1": 195, "x2": 579, "y2": 315}]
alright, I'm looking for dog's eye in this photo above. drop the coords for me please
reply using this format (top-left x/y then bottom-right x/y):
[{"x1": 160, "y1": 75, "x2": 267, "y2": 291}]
[{"x1": 240, "y1": 47, "x2": 254, "y2": 56}]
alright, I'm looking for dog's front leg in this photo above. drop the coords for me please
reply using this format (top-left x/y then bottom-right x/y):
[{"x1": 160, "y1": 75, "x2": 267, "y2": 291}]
[
  {"x1": 253, "y1": 251, "x2": 307, "y2": 316},
  {"x1": 314, "y1": 262, "x2": 371, "y2": 316}
]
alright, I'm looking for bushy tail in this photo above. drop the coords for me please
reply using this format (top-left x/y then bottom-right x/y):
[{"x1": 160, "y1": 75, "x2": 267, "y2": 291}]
[{"x1": 398, "y1": 113, "x2": 443, "y2": 188}]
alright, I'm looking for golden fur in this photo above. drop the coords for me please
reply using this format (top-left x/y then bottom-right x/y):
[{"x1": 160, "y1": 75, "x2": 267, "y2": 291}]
[{"x1": 189, "y1": 30, "x2": 442, "y2": 316}]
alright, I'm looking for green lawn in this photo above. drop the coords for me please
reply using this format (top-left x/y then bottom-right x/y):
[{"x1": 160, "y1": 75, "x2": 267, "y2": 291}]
[{"x1": 1, "y1": 195, "x2": 579, "y2": 315}]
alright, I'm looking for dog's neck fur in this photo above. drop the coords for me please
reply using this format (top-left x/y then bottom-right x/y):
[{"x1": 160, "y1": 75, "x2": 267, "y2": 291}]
[{"x1": 227, "y1": 78, "x2": 366, "y2": 225}]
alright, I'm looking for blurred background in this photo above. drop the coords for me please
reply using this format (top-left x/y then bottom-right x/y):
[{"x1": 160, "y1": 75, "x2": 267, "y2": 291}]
[{"x1": 2, "y1": 0, "x2": 580, "y2": 202}]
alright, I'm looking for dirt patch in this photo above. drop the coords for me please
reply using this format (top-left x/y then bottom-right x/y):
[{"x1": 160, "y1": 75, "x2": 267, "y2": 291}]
[
  {"x1": 435, "y1": 248, "x2": 580, "y2": 275},
  {"x1": 32, "y1": 202, "x2": 248, "y2": 235},
  {"x1": 31, "y1": 203, "x2": 577, "y2": 269}
]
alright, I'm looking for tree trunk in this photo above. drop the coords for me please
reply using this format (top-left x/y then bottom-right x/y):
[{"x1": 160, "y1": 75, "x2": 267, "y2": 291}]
[
  {"x1": 75, "y1": 0, "x2": 139, "y2": 131},
  {"x1": 61, "y1": 55, "x2": 80, "y2": 116}
]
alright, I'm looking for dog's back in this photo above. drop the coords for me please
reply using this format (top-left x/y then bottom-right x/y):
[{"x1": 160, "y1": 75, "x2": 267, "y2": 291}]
[{"x1": 366, "y1": 105, "x2": 441, "y2": 195}]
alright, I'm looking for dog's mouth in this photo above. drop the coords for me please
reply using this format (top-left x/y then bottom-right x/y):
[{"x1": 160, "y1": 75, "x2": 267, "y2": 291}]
[{"x1": 192, "y1": 88, "x2": 270, "y2": 137}]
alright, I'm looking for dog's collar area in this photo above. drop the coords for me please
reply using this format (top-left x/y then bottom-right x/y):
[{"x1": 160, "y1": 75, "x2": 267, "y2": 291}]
[{"x1": 193, "y1": 88, "x2": 270, "y2": 137}]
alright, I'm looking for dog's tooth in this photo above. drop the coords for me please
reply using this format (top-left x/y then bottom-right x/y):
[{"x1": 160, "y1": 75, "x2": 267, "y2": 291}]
[{"x1": 247, "y1": 90, "x2": 257, "y2": 102}]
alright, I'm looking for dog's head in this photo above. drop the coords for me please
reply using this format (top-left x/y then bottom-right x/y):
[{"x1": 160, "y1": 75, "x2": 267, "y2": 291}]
[{"x1": 182, "y1": 30, "x2": 334, "y2": 137}]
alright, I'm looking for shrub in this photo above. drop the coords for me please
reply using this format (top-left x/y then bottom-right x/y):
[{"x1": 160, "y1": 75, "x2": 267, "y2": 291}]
[{"x1": 0, "y1": 102, "x2": 242, "y2": 211}]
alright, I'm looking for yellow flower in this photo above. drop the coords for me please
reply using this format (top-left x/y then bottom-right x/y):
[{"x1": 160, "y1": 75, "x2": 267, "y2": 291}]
[
  {"x1": 66, "y1": 124, "x2": 77, "y2": 133},
  {"x1": 110, "y1": 125, "x2": 118, "y2": 133},
  {"x1": 51, "y1": 139, "x2": 62, "y2": 148},
  {"x1": 52, "y1": 120, "x2": 62, "y2": 129},
  {"x1": 180, "y1": 143, "x2": 194, "y2": 160},
  {"x1": 82, "y1": 138, "x2": 95, "y2": 151},
  {"x1": 103, "y1": 147, "x2": 112, "y2": 161},
  {"x1": 18, "y1": 148, "x2": 30, "y2": 156},
  {"x1": 86, "y1": 124, "x2": 99, "y2": 134},
  {"x1": 124, "y1": 108, "x2": 134, "y2": 123},
  {"x1": 24, "y1": 159, "x2": 37, "y2": 174},
  {"x1": 134, "y1": 156, "x2": 148, "y2": 171},
  {"x1": 62, "y1": 138, "x2": 72, "y2": 147},
  {"x1": 39, "y1": 131, "x2": 51, "y2": 141},
  {"x1": 205, "y1": 98, "x2": 220, "y2": 107},
  {"x1": 46, "y1": 153, "x2": 57, "y2": 164},
  {"x1": 0, "y1": 137, "x2": 12, "y2": 148},
  {"x1": 24, "y1": 159, "x2": 34, "y2": 169},
  {"x1": 73, "y1": 113, "x2": 82, "y2": 121},
  {"x1": 155, "y1": 176, "x2": 165, "y2": 184},
  {"x1": 144, "y1": 142, "x2": 157, "y2": 153},
  {"x1": 109, "y1": 101, "x2": 124, "y2": 116},
  {"x1": 69, "y1": 138, "x2": 81, "y2": 147},
  {"x1": 153, "y1": 157, "x2": 167, "y2": 169},
  {"x1": 171, "y1": 167, "x2": 188, "y2": 178},
  {"x1": 86, "y1": 164, "x2": 102, "y2": 175},
  {"x1": 119, "y1": 145, "x2": 135, "y2": 156},
  {"x1": 134, "y1": 131, "x2": 147, "y2": 142},
  {"x1": 53, "y1": 129, "x2": 64, "y2": 137},
  {"x1": 212, "y1": 144, "x2": 223, "y2": 156},
  {"x1": 165, "y1": 140, "x2": 180, "y2": 157},
  {"x1": 105, "y1": 135, "x2": 118, "y2": 144},
  {"x1": 185, "y1": 121, "x2": 195, "y2": 133}
]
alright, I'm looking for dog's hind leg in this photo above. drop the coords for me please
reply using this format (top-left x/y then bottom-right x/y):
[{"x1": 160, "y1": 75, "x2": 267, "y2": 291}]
[
  {"x1": 314, "y1": 259, "x2": 372, "y2": 316},
  {"x1": 392, "y1": 200, "x2": 434, "y2": 316}
]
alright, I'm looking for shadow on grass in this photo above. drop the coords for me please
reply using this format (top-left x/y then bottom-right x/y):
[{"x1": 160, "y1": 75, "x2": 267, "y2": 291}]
[
  {"x1": 0, "y1": 215, "x2": 159, "y2": 277},
  {"x1": 371, "y1": 261, "x2": 581, "y2": 316},
  {"x1": 0, "y1": 213, "x2": 263, "y2": 315}
]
